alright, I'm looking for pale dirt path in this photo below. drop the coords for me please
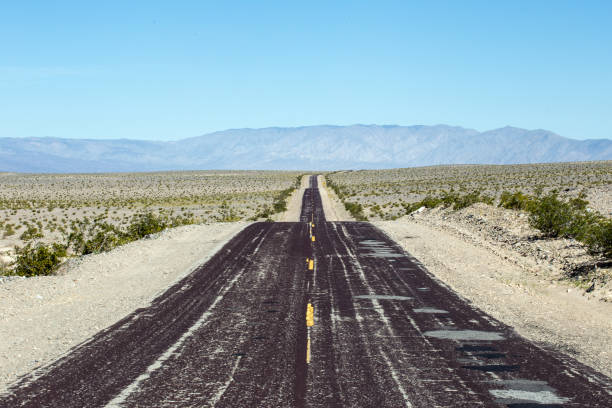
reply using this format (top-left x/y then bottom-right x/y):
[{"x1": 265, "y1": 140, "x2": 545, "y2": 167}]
[
  {"x1": 375, "y1": 219, "x2": 612, "y2": 378},
  {"x1": 276, "y1": 175, "x2": 309, "y2": 222},
  {"x1": 317, "y1": 175, "x2": 354, "y2": 221},
  {"x1": 0, "y1": 222, "x2": 248, "y2": 392}
]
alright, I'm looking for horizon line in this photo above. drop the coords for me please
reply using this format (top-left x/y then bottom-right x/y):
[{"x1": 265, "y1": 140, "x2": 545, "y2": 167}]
[{"x1": 2, "y1": 123, "x2": 609, "y2": 143}]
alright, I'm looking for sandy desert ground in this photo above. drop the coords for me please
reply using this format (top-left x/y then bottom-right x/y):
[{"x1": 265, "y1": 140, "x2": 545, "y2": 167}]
[
  {"x1": 0, "y1": 171, "x2": 302, "y2": 269},
  {"x1": 326, "y1": 161, "x2": 612, "y2": 220}
]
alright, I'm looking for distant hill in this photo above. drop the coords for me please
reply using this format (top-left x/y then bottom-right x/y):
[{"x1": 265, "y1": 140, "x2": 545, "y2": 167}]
[{"x1": 1, "y1": 125, "x2": 610, "y2": 172}]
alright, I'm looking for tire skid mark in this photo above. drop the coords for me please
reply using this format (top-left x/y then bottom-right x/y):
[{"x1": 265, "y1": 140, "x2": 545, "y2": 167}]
[
  {"x1": 105, "y1": 227, "x2": 273, "y2": 407},
  {"x1": 325, "y1": 221, "x2": 414, "y2": 407},
  {"x1": 0, "y1": 223, "x2": 274, "y2": 408},
  {"x1": 346, "y1": 223, "x2": 498, "y2": 404},
  {"x1": 208, "y1": 354, "x2": 242, "y2": 406},
  {"x1": 349, "y1": 222, "x2": 612, "y2": 406},
  {"x1": 104, "y1": 262, "x2": 247, "y2": 407}
]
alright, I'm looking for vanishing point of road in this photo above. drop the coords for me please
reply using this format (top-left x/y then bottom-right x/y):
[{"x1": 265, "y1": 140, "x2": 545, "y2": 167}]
[{"x1": 2, "y1": 176, "x2": 611, "y2": 407}]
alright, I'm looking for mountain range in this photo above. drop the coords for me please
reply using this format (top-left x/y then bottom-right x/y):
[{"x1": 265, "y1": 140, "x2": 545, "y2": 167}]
[{"x1": 1, "y1": 125, "x2": 610, "y2": 173}]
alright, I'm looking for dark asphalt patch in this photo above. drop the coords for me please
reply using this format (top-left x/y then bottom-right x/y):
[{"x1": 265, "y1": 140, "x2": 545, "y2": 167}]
[
  {"x1": 457, "y1": 345, "x2": 498, "y2": 352},
  {"x1": 476, "y1": 352, "x2": 506, "y2": 359},
  {"x1": 462, "y1": 364, "x2": 521, "y2": 372}
]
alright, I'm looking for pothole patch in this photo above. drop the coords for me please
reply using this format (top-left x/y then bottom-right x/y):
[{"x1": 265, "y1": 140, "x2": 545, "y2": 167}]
[
  {"x1": 354, "y1": 294, "x2": 413, "y2": 301},
  {"x1": 488, "y1": 379, "x2": 570, "y2": 405},
  {"x1": 413, "y1": 307, "x2": 449, "y2": 314},
  {"x1": 424, "y1": 329, "x2": 505, "y2": 341}
]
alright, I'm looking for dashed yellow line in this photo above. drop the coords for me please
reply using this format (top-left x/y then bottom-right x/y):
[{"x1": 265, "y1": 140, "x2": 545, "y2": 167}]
[
  {"x1": 306, "y1": 303, "x2": 314, "y2": 364},
  {"x1": 306, "y1": 303, "x2": 314, "y2": 327}
]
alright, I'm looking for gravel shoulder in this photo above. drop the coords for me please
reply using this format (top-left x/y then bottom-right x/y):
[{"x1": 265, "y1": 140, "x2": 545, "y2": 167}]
[
  {"x1": 277, "y1": 175, "x2": 309, "y2": 222},
  {"x1": 375, "y1": 216, "x2": 612, "y2": 378},
  {"x1": 0, "y1": 222, "x2": 248, "y2": 392},
  {"x1": 317, "y1": 175, "x2": 353, "y2": 221}
]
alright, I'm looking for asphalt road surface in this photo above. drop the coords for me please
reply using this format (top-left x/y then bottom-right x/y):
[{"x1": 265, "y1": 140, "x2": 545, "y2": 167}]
[{"x1": 2, "y1": 176, "x2": 610, "y2": 407}]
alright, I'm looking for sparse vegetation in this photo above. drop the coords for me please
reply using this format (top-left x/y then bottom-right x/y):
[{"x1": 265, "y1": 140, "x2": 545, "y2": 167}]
[
  {"x1": 402, "y1": 190, "x2": 494, "y2": 214},
  {"x1": 66, "y1": 212, "x2": 194, "y2": 256},
  {"x1": 3, "y1": 224, "x2": 15, "y2": 238},
  {"x1": 0, "y1": 170, "x2": 303, "y2": 276},
  {"x1": 13, "y1": 243, "x2": 67, "y2": 277},
  {"x1": 344, "y1": 201, "x2": 368, "y2": 221},
  {"x1": 326, "y1": 162, "x2": 611, "y2": 222},
  {"x1": 499, "y1": 191, "x2": 534, "y2": 211},
  {"x1": 250, "y1": 175, "x2": 303, "y2": 220},
  {"x1": 400, "y1": 188, "x2": 611, "y2": 260},
  {"x1": 326, "y1": 177, "x2": 368, "y2": 220},
  {"x1": 525, "y1": 191, "x2": 611, "y2": 258},
  {"x1": 19, "y1": 225, "x2": 44, "y2": 241},
  {"x1": 326, "y1": 162, "x2": 612, "y2": 267}
]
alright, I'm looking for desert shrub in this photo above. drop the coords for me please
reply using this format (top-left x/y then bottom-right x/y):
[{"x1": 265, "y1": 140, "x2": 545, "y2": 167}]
[
  {"x1": 325, "y1": 177, "x2": 349, "y2": 199},
  {"x1": 67, "y1": 221, "x2": 127, "y2": 255},
  {"x1": 271, "y1": 175, "x2": 302, "y2": 214},
  {"x1": 525, "y1": 191, "x2": 611, "y2": 258},
  {"x1": 344, "y1": 202, "x2": 368, "y2": 221},
  {"x1": 167, "y1": 214, "x2": 196, "y2": 227},
  {"x1": 370, "y1": 204, "x2": 383, "y2": 217},
  {"x1": 420, "y1": 196, "x2": 443, "y2": 209},
  {"x1": 3, "y1": 224, "x2": 15, "y2": 237},
  {"x1": 13, "y1": 243, "x2": 67, "y2": 277},
  {"x1": 499, "y1": 191, "x2": 534, "y2": 211},
  {"x1": 249, "y1": 205, "x2": 272, "y2": 221},
  {"x1": 246, "y1": 174, "x2": 302, "y2": 220},
  {"x1": 20, "y1": 225, "x2": 44, "y2": 241},
  {"x1": 449, "y1": 191, "x2": 493, "y2": 210},
  {"x1": 582, "y1": 219, "x2": 612, "y2": 258},
  {"x1": 126, "y1": 213, "x2": 167, "y2": 240},
  {"x1": 403, "y1": 191, "x2": 492, "y2": 214},
  {"x1": 528, "y1": 191, "x2": 579, "y2": 238},
  {"x1": 0, "y1": 258, "x2": 11, "y2": 276},
  {"x1": 272, "y1": 189, "x2": 291, "y2": 213},
  {"x1": 66, "y1": 212, "x2": 188, "y2": 256},
  {"x1": 325, "y1": 175, "x2": 368, "y2": 220}
]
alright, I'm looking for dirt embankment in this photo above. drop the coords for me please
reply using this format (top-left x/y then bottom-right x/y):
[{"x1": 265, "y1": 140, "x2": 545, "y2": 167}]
[
  {"x1": 0, "y1": 222, "x2": 248, "y2": 392},
  {"x1": 374, "y1": 204, "x2": 612, "y2": 378}
]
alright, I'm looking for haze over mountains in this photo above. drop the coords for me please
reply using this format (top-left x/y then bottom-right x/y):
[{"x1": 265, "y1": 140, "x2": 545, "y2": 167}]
[{"x1": 1, "y1": 125, "x2": 611, "y2": 173}]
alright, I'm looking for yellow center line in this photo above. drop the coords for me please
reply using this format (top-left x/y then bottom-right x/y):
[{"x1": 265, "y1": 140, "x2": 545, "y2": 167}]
[
  {"x1": 306, "y1": 303, "x2": 314, "y2": 326},
  {"x1": 306, "y1": 303, "x2": 314, "y2": 364}
]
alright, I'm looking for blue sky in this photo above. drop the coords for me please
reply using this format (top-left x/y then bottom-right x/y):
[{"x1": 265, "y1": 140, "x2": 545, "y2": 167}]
[{"x1": 1, "y1": 1, "x2": 610, "y2": 140}]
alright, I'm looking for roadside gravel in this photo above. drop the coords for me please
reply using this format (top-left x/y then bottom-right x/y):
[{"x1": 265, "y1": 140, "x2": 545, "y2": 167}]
[
  {"x1": 277, "y1": 175, "x2": 309, "y2": 222},
  {"x1": 317, "y1": 175, "x2": 354, "y2": 221},
  {"x1": 0, "y1": 222, "x2": 248, "y2": 392}
]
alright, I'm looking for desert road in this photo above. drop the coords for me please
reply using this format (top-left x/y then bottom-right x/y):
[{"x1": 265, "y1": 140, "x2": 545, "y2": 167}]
[{"x1": 1, "y1": 176, "x2": 611, "y2": 407}]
